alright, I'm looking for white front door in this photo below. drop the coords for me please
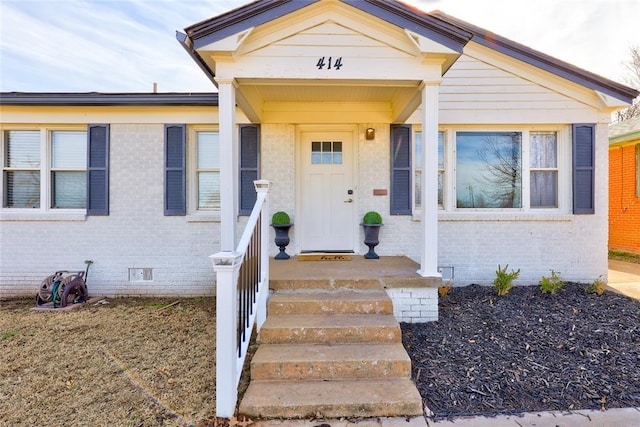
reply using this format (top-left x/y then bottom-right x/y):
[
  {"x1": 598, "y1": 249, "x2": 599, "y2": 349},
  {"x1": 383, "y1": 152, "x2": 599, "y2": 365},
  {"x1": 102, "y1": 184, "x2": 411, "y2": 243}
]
[{"x1": 299, "y1": 130, "x2": 355, "y2": 252}]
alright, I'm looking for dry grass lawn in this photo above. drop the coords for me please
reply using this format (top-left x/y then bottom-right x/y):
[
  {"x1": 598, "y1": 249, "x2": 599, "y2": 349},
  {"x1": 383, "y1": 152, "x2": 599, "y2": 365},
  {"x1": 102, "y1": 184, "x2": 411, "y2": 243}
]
[{"x1": 0, "y1": 297, "x2": 219, "y2": 426}]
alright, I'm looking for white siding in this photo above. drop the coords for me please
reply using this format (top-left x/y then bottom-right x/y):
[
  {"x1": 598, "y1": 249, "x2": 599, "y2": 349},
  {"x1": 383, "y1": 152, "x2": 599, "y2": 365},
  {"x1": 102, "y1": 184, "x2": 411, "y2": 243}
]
[{"x1": 437, "y1": 54, "x2": 596, "y2": 124}]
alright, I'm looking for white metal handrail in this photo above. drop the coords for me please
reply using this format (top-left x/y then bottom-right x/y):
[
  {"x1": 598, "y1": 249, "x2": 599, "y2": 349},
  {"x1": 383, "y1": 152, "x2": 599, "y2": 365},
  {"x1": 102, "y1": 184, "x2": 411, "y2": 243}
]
[{"x1": 210, "y1": 180, "x2": 270, "y2": 418}]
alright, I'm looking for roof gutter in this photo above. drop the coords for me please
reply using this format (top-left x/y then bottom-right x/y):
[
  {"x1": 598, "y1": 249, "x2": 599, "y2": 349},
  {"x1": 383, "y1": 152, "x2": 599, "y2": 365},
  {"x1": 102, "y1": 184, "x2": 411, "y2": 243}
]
[
  {"x1": 176, "y1": 31, "x2": 218, "y2": 89},
  {"x1": 0, "y1": 92, "x2": 219, "y2": 106}
]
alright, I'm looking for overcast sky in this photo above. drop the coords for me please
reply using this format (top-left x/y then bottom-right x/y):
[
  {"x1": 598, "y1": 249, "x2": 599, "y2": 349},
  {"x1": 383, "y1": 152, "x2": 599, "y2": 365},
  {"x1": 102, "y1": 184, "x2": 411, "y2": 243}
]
[{"x1": 1, "y1": 0, "x2": 639, "y2": 93}]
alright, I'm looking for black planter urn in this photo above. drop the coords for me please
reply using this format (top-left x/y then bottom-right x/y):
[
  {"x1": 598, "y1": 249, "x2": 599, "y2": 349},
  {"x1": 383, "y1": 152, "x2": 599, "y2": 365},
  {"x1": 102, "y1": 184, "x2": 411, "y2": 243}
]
[
  {"x1": 362, "y1": 224, "x2": 382, "y2": 259},
  {"x1": 272, "y1": 224, "x2": 292, "y2": 260}
]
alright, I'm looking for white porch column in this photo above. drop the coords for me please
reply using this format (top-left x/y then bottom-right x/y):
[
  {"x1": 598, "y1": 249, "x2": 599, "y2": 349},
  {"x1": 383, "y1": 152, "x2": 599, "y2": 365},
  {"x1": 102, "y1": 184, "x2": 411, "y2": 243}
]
[
  {"x1": 210, "y1": 251, "x2": 242, "y2": 418},
  {"x1": 218, "y1": 78, "x2": 238, "y2": 251},
  {"x1": 418, "y1": 82, "x2": 441, "y2": 277}
]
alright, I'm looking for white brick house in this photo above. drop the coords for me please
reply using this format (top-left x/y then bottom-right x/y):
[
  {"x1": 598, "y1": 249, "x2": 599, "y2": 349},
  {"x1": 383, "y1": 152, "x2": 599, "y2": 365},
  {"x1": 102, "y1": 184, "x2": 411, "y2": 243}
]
[{"x1": 1, "y1": 0, "x2": 638, "y2": 298}]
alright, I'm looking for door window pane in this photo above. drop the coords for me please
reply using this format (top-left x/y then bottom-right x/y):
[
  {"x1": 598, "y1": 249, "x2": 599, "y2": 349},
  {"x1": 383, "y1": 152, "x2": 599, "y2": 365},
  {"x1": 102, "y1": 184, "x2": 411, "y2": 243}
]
[
  {"x1": 311, "y1": 141, "x2": 342, "y2": 164},
  {"x1": 456, "y1": 132, "x2": 522, "y2": 208}
]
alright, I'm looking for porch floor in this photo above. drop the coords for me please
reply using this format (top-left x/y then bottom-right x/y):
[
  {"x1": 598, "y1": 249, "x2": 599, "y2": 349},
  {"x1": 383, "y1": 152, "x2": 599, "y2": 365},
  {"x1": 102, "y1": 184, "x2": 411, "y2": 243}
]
[{"x1": 269, "y1": 255, "x2": 441, "y2": 289}]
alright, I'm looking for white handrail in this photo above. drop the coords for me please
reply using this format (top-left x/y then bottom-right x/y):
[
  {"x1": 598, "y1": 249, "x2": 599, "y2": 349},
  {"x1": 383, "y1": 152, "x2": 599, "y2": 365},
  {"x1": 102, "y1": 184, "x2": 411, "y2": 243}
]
[{"x1": 210, "y1": 179, "x2": 270, "y2": 418}]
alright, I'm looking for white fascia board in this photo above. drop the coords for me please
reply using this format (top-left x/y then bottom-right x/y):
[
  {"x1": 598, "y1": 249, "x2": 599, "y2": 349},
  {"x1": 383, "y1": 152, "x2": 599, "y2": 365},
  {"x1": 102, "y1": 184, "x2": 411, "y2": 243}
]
[
  {"x1": 198, "y1": 28, "x2": 254, "y2": 53},
  {"x1": 405, "y1": 29, "x2": 457, "y2": 55},
  {"x1": 596, "y1": 90, "x2": 632, "y2": 110}
]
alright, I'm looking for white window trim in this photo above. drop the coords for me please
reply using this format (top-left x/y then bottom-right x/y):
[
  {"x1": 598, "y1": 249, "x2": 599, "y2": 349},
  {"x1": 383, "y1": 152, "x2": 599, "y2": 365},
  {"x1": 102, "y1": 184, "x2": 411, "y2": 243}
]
[
  {"x1": 186, "y1": 125, "x2": 221, "y2": 223},
  {"x1": 412, "y1": 128, "x2": 446, "y2": 217},
  {"x1": 0, "y1": 126, "x2": 88, "y2": 221},
  {"x1": 411, "y1": 125, "x2": 571, "y2": 221}
]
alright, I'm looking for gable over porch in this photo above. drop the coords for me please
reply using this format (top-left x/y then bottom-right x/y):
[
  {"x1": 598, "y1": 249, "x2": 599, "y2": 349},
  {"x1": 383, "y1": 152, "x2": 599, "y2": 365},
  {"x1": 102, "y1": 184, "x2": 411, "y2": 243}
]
[{"x1": 178, "y1": 0, "x2": 477, "y2": 278}]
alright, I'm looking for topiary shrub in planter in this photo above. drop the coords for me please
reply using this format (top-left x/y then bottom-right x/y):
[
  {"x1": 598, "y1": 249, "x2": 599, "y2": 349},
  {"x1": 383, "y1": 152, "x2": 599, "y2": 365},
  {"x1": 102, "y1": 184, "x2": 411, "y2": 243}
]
[
  {"x1": 361, "y1": 211, "x2": 383, "y2": 259},
  {"x1": 271, "y1": 211, "x2": 292, "y2": 260}
]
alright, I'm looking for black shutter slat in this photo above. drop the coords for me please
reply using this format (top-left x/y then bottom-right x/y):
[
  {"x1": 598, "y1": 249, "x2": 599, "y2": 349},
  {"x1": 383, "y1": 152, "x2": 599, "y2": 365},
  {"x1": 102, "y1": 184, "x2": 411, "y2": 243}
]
[
  {"x1": 572, "y1": 123, "x2": 595, "y2": 214},
  {"x1": 239, "y1": 125, "x2": 260, "y2": 215},
  {"x1": 390, "y1": 124, "x2": 412, "y2": 215},
  {"x1": 87, "y1": 124, "x2": 109, "y2": 215},
  {"x1": 164, "y1": 124, "x2": 186, "y2": 216}
]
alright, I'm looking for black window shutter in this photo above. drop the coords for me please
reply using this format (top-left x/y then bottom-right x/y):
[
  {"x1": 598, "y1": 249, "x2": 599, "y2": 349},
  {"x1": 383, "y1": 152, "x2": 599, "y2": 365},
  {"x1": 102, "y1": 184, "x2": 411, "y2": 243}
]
[
  {"x1": 390, "y1": 124, "x2": 412, "y2": 215},
  {"x1": 164, "y1": 124, "x2": 186, "y2": 216},
  {"x1": 572, "y1": 123, "x2": 595, "y2": 214},
  {"x1": 239, "y1": 125, "x2": 260, "y2": 215},
  {"x1": 87, "y1": 124, "x2": 109, "y2": 215}
]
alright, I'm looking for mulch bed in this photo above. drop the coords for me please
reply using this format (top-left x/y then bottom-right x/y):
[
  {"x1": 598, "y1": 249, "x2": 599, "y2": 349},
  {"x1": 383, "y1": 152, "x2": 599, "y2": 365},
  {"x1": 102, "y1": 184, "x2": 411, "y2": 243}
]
[{"x1": 401, "y1": 283, "x2": 640, "y2": 420}]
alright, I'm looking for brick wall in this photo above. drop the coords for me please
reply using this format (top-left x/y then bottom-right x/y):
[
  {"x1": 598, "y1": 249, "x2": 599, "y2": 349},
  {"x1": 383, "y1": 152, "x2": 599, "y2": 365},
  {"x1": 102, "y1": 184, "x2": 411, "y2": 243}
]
[
  {"x1": 2, "y1": 121, "x2": 611, "y2": 297},
  {"x1": 261, "y1": 124, "x2": 297, "y2": 257},
  {"x1": 355, "y1": 124, "x2": 609, "y2": 286},
  {"x1": 385, "y1": 287, "x2": 438, "y2": 322},
  {"x1": 609, "y1": 143, "x2": 640, "y2": 255},
  {"x1": 0, "y1": 124, "x2": 219, "y2": 297}
]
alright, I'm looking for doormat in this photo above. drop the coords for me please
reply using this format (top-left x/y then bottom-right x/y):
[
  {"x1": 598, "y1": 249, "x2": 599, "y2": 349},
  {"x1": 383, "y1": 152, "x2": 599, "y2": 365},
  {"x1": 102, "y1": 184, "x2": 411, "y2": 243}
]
[{"x1": 298, "y1": 254, "x2": 351, "y2": 261}]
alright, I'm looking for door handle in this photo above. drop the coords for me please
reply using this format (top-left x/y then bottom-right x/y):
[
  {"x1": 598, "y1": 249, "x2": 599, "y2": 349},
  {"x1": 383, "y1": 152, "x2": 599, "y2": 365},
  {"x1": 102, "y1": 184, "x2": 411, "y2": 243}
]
[{"x1": 344, "y1": 198, "x2": 353, "y2": 203}]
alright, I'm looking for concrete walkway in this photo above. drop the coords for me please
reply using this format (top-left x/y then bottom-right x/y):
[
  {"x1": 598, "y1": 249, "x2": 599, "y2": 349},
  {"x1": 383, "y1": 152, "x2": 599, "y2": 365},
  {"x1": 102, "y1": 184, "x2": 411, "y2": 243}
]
[
  {"x1": 608, "y1": 259, "x2": 640, "y2": 300},
  {"x1": 252, "y1": 407, "x2": 640, "y2": 426}
]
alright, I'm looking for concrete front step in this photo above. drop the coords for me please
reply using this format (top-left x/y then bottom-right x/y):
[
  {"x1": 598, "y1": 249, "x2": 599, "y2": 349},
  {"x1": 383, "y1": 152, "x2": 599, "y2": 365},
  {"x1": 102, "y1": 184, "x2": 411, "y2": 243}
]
[
  {"x1": 251, "y1": 343, "x2": 411, "y2": 381},
  {"x1": 268, "y1": 290, "x2": 393, "y2": 315},
  {"x1": 270, "y1": 278, "x2": 385, "y2": 291},
  {"x1": 258, "y1": 314, "x2": 401, "y2": 344},
  {"x1": 239, "y1": 378, "x2": 423, "y2": 419}
]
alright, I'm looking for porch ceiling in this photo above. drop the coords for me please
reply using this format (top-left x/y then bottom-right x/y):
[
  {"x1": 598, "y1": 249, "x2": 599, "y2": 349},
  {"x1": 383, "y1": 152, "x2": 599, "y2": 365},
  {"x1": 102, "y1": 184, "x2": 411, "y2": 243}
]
[{"x1": 235, "y1": 78, "x2": 423, "y2": 123}]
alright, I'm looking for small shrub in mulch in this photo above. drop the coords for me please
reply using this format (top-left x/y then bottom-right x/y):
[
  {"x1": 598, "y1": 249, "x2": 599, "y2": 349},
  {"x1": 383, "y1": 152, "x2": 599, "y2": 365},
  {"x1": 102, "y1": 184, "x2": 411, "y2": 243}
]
[{"x1": 402, "y1": 283, "x2": 640, "y2": 420}]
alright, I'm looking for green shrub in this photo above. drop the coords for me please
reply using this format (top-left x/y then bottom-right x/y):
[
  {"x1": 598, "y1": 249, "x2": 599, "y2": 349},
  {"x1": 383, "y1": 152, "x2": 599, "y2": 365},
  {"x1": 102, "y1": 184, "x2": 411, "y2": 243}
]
[
  {"x1": 494, "y1": 264, "x2": 520, "y2": 296},
  {"x1": 271, "y1": 211, "x2": 290, "y2": 225},
  {"x1": 586, "y1": 276, "x2": 606, "y2": 295},
  {"x1": 362, "y1": 211, "x2": 382, "y2": 224},
  {"x1": 539, "y1": 270, "x2": 565, "y2": 294}
]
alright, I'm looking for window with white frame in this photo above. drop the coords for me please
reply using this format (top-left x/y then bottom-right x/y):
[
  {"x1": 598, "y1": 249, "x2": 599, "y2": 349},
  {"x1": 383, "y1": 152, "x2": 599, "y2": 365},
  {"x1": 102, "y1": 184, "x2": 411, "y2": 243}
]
[
  {"x1": 3, "y1": 130, "x2": 41, "y2": 208},
  {"x1": 195, "y1": 131, "x2": 220, "y2": 210},
  {"x1": 175, "y1": 125, "x2": 258, "y2": 217},
  {"x1": 530, "y1": 131, "x2": 558, "y2": 208},
  {"x1": 414, "y1": 131, "x2": 444, "y2": 210},
  {"x1": 456, "y1": 131, "x2": 522, "y2": 209},
  {"x1": 51, "y1": 131, "x2": 87, "y2": 208},
  {"x1": 2, "y1": 129, "x2": 87, "y2": 209},
  {"x1": 451, "y1": 129, "x2": 563, "y2": 210}
]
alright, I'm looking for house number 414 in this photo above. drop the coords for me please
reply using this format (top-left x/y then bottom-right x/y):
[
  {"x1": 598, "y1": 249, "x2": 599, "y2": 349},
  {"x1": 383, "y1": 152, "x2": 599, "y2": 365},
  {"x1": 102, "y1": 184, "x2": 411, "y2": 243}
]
[{"x1": 316, "y1": 56, "x2": 343, "y2": 70}]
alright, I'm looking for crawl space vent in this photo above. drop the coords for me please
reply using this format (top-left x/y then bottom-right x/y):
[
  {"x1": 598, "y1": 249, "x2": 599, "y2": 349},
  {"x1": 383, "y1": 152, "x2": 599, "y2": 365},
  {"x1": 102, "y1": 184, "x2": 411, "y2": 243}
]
[{"x1": 129, "y1": 268, "x2": 153, "y2": 282}]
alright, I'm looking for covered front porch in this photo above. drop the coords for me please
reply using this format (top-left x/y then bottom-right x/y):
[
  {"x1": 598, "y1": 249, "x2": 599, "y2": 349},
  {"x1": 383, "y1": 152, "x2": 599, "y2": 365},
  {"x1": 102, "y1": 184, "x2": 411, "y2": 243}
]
[{"x1": 179, "y1": 0, "x2": 466, "y2": 279}]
